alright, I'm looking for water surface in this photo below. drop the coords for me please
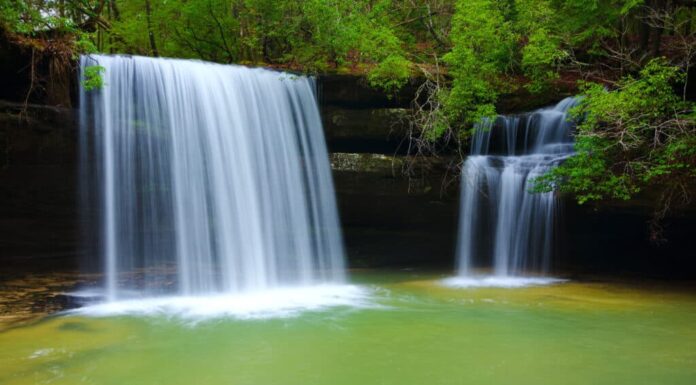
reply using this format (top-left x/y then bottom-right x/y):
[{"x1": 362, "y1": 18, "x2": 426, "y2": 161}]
[{"x1": 2, "y1": 271, "x2": 695, "y2": 385}]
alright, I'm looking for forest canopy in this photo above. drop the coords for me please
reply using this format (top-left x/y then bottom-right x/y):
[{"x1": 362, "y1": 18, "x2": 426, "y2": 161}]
[{"x1": 1, "y1": 0, "x2": 695, "y2": 235}]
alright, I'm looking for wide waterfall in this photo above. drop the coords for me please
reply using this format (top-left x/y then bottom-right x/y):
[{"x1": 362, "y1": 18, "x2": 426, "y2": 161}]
[
  {"x1": 450, "y1": 97, "x2": 578, "y2": 285},
  {"x1": 78, "y1": 55, "x2": 346, "y2": 304}
]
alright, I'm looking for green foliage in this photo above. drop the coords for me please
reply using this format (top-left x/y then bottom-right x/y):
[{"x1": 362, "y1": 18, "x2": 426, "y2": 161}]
[
  {"x1": 0, "y1": 1, "x2": 98, "y2": 56},
  {"x1": 82, "y1": 65, "x2": 106, "y2": 91},
  {"x1": 534, "y1": 59, "x2": 695, "y2": 205},
  {"x1": 430, "y1": 0, "x2": 646, "y2": 141},
  {"x1": 0, "y1": 0, "x2": 51, "y2": 34},
  {"x1": 0, "y1": 0, "x2": 94, "y2": 35},
  {"x1": 520, "y1": 27, "x2": 565, "y2": 93},
  {"x1": 108, "y1": 0, "x2": 412, "y2": 78},
  {"x1": 367, "y1": 55, "x2": 412, "y2": 93},
  {"x1": 441, "y1": 0, "x2": 515, "y2": 128},
  {"x1": 73, "y1": 30, "x2": 98, "y2": 57},
  {"x1": 532, "y1": 136, "x2": 640, "y2": 203}
]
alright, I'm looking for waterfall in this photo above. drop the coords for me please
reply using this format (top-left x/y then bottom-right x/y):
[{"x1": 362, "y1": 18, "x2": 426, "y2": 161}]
[
  {"x1": 79, "y1": 55, "x2": 346, "y2": 301},
  {"x1": 455, "y1": 97, "x2": 579, "y2": 278}
]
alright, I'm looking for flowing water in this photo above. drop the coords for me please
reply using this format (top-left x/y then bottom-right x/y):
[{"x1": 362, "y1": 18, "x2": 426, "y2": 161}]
[
  {"x1": 18, "y1": 61, "x2": 690, "y2": 384},
  {"x1": 79, "y1": 55, "x2": 345, "y2": 301},
  {"x1": 455, "y1": 98, "x2": 578, "y2": 279},
  {"x1": 1, "y1": 271, "x2": 696, "y2": 385}
]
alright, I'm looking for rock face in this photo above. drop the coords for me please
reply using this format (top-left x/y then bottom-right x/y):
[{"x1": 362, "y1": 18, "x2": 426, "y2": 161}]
[
  {"x1": 0, "y1": 38, "x2": 33, "y2": 104},
  {"x1": 0, "y1": 101, "x2": 77, "y2": 165},
  {"x1": 321, "y1": 106, "x2": 409, "y2": 154},
  {"x1": 318, "y1": 75, "x2": 417, "y2": 109},
  {"x1": 318, "y1": 77, "x2": 696, "y2": 275},
  {"x1": 0, "y1": 102, "x2": 78, "y2": 268},
  {"x1": 318, "y1": 75, "x2": 414, "y2": 155},
  {"x1": 563, "y1": 202, "x2": 696, "y2": 278},
  {"x1": 0, "y1": 35, "x2": 76, "y2": 108},
  {"x1": 330, "y1": 153, "x2": 459, "y2": 267},
  {"x1": 0, "y1": 73, "x2": 694, "y2": 278},
  {"x1": 318, "y1": 76, "x2": 461, "y2": 267}
]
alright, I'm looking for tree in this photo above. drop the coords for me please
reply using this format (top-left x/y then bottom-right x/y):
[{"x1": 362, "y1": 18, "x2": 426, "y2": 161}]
[{"x1": 534, "y1": 59, "x2": 695, "y2": 239}]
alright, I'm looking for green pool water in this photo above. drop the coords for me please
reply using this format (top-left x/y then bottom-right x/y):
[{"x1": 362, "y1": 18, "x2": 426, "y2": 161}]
[{"x1": 2, "y1": 271, "x2": 696, "y2": 385}]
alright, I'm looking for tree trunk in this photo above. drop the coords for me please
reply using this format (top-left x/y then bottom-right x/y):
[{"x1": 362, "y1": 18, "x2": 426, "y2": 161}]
[
  {"x1": 111, "y1": 0, "x2": 121, "y2": 20},
  {"x1": 638, "y1": 1, "x2": 652, "y2": 55},
  {"x1": 685, "y1": 7, "x2": 692, "y2": 36},
  {"x1": 145, "y1": 0, "x2": 159, "y2": 57},
  {"x1": 649, "y1": 0, "x2": 667, "y2": 58}
]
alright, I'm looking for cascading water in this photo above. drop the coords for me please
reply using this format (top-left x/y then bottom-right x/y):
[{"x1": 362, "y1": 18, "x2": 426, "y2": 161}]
[
  {"x1": 78, "y1": 55, "x2": 347, "y2": 307},
  {"x1": 447, "y1": 97, "x2": 578, "y2": 286}
]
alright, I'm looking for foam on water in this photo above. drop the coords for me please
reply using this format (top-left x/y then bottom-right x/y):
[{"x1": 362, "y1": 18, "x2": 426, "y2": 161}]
[
  {"x1": 441, "y1": 276, "x2": 567, "y2": 288},
  {"x1": 69, "y1": 285, "x2": 371, "y2": 321}
]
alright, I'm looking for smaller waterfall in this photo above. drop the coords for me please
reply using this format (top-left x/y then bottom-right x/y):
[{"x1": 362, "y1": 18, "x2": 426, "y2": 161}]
[{"x1": 455, "y1": 97, "x2": 578, "y2": 279}]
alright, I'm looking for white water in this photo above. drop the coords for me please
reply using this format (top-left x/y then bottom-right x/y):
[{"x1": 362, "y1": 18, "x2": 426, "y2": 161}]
[
  {"x1": 79, "y1": 55, "x2": 347, "y2": 305},
  {"x1": 70, "y1": 285, "x2": 371, "y2": 321},
  {"x1": 455, "y1": 97, "x2": 579, "y2": 280},
  {"x1": 441, "y1": 276, "x2": 566, "y2": 288}
]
